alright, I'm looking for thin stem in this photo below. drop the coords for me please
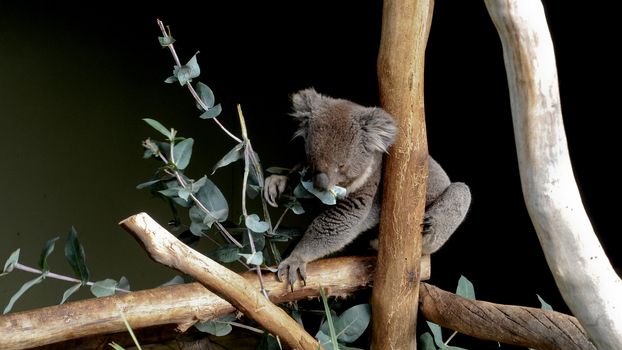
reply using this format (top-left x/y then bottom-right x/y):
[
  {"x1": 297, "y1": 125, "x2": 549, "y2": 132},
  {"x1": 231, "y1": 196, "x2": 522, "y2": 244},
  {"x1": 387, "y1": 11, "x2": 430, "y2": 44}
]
[
  {"x1": 15, "y1": 263, "x2": 130, "y2": 293},
  {"x1": 272, "y1": 207, "x2": 290, "y2": 235},
  {"x1": 444, "y1": 330, "x2": 458, "y2": 346},
  {"x1": 229, "y1": 321, "x2": 266, "y2": 334}
]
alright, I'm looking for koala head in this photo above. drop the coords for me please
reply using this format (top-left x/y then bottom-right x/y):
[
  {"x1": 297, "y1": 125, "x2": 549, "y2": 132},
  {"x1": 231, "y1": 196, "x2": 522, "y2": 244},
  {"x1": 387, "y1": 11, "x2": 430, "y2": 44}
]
[{"x1": 290, "y1": 88, "x2": 397, "y2": 192}]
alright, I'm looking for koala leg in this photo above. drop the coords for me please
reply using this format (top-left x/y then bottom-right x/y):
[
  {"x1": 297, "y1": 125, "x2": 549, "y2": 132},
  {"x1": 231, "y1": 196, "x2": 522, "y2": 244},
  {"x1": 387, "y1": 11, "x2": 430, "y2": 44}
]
[{"x1": 422, "y1": 182, "x2": 471, "y2": 255}]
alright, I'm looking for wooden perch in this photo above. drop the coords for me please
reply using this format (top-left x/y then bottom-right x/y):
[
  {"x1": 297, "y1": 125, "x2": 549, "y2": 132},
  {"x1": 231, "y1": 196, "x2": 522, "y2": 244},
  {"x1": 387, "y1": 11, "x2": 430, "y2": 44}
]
[
  {"x1": 419, "y1": 283, "x2": 596, "y2": 350},
  {"x1": 372, "y1": 0, "x2": 433, "y2": 348},
  {"x1": 0, "y1": 251, "x2": 593, "y2": 350},
  {"x1": 119, "y1": 212, "x2": 319, "y2": 350},
  {"x1": 484, "y1": 1, "x2": 622, "y2": 349}
]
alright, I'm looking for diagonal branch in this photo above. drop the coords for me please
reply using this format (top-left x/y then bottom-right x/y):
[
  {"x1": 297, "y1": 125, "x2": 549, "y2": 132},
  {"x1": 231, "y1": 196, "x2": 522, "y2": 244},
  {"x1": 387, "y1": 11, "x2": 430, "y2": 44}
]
[{"x1": 483, "y1": 1, "x2": 622, "y2": 349}]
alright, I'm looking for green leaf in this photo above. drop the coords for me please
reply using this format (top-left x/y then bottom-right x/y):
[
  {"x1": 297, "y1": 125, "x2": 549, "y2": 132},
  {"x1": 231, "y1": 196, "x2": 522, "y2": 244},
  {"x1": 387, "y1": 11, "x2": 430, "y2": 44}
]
[
  {"x1": 246, "y1": 184, "x2": 261, "y2": 199},
  {"x1": 143, "y1": 118, "x2": 172, "y2": 139},
  {"x1": 117, "y1": 276, "x2": 130, "y2": 293},
  {"x1": 243, "y1": 230, "x2": 265, "y2": 252},
  {"x1": 185, "y1": 53, "x2": 201, "y2": 80},
  {"x1": 419, "y1": 332, "x2": 437, "y2": 350},
  {"x1": 65, "y1": 227, "x2": 90, "y2": 284},
  {"x1": 178, "y1": 188, "x2": 191, "y2": 201},
  {"x1": 245, "y1": 214, "x2": 270, "y2": 233},
  {"x1": 332, "y1": 304, "x2": 371, "y2": 343},
  {"x1": 214, "y1": 245, "x2": 240, "y2": 263},
  {"x1": 212, "y1": 142, "x2": 244, "y2": 174},
  {"x1": 1, "y1": 249, "x2": 20, "y2": 276},
  {"x1": 285, "y1": 200, "x2": 305, "y2": 214},
  {"x1": 426, "y1": 321, "x2": 444, "y2": 348},
  {"x1": 301, "y1": 180, "x2": 337, "y2": 205},
  {"x1": 4, "y1": 274, "x2": 45, "y2": 314},
  {"x1": 456, "y1": 275, "x2": 475, "y2": 300},
  {"x1": 196, "y1": 81, "x2": 215, "y2": 108},
  {"x1": 60, "y1": 283, "x2": 82, "y2": 304},
  {"x1": 258, "y1": 332, "x2": 282, "y2": 350},
  {"x1": 315, "y1": 331, "x2": 336, "y2": 350},
  {"x1": 91, "y1": 279, "x2": 118, "y2": 297},
  {"x1": 199, "y1": 103, "x2": 222, "y2": 119},
  {"x1": 158, "y1": 35, "x2": 175, "y2": 47},
  {"x1": 39, "y1": 236, "x2": 60, "y2": 271},
  {"x1": 174, "y1": 53, "x2": 201, "y2": 86},
  {"x1": 239, "y1": 251, "x2": 263, "y2": 266},
  {"x1": 160, "y1": 275, "x2": 185, "y2": 287},
  {"x1": 293, "y1": 182, "x2": 314, "y2": 199},
  {"x1": 136, "y1": 179, "x2": 160, "y2": 190},
  {"x1": 164, "y1": 75, "x2": 178, "y2": 84},
  {"x1": 195, "y1": 178, "x2": 229, "y2": 222},
  {"x1": 172, "y1": 138, "x2": 194, "y2": 170},
  {"x1": 537, "y1": 294, "x2": 553, "y2": 311},
  {"x1": 195, "y1": 319, "x2": 233, "y2": 336}
]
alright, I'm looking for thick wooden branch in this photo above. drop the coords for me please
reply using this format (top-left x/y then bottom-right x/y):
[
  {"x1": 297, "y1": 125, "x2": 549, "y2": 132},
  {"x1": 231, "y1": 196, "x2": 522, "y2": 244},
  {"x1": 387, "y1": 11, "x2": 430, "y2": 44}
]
[
  {"x1": 119, "y1": 213, "x2": 319, "y2": 350},
  {"x1": 372, "y1": 0, "x2": 433, "y2": 349},
  {"x1": 0, "y1": 256, "x2": 377, "y2": 350},
  {"x1": 1, "y1": 254, "x2": 594, "y2": 350},
  {"x1": 483, "y1": 1, "x2": 622, "y2": 349},
  {"x1": 420, "y1": 283, "x2": 596, "y2": 350}
]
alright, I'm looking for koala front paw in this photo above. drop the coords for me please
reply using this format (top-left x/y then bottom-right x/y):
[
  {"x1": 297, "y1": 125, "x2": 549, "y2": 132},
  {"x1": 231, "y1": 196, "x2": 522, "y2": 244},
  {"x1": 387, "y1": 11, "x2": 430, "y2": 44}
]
[
  {"x1": 277, "y1": 255, "x2": 308, "y2": 289},
  {"x1": 264, "y1": 175, "x2": 288, "y2": 207}
]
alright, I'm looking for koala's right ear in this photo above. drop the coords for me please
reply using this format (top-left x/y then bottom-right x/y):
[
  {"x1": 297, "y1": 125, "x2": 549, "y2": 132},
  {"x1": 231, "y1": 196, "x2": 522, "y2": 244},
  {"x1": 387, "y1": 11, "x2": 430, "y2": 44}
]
[{"x1": 290, "y1": 88, "x2": 323, "y2": 139}]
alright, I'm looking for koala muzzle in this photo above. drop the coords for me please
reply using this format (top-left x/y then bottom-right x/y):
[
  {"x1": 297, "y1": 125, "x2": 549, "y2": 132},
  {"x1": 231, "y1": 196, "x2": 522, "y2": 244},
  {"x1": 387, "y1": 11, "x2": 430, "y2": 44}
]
[{"x1": 313, "y1": 172, "x2": 330, "y2": 191}]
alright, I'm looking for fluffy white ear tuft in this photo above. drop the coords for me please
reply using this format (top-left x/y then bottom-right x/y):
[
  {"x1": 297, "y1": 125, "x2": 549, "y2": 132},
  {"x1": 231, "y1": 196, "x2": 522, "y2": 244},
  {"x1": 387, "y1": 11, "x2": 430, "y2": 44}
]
[
  {"x1": 360, "y1": 108, "x2": 397, "y2": 153},
  {"x1": 290, "y1": 87, "x2": 323, "y2": 139}
]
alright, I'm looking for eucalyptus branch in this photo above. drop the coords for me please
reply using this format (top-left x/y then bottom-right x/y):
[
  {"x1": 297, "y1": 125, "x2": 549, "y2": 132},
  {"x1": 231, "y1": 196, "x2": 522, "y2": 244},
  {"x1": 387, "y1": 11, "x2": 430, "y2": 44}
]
[
  {"x1": 14, "y1": 263, "x2": 130, "y2": 293},
  {"x1": 156, "y1": 19, "x2": 242, "y2": 144},
  {"x1": 237, "y1": 105, "x2": 269, "y2": 298},
  {"x1": 152, "y1": 146, "x2": 244, "y2": 249}
]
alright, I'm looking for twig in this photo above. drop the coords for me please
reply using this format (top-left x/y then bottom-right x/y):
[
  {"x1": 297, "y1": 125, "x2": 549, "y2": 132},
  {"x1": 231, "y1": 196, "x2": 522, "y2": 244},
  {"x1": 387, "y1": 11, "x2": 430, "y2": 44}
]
[{"x1": 14, "y1": 263, "x2": 130, "y2": 293}]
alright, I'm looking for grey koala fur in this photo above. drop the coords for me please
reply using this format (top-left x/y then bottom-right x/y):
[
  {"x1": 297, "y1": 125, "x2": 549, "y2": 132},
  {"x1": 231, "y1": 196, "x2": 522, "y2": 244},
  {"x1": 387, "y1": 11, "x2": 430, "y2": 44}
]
[{"x1": 264, "y1": 88, "x2": 471, "y2": 286}]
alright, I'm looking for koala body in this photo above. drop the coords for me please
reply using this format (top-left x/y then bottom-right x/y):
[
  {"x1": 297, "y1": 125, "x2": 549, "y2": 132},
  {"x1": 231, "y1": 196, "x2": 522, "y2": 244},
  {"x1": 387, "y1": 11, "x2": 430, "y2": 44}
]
[{"x1": 264, "y1": 88, "x2": 471, "y2": 285}]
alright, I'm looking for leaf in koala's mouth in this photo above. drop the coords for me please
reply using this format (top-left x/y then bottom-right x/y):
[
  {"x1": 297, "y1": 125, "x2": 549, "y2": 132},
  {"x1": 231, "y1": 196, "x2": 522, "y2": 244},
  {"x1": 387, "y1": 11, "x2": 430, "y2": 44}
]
[{"x1": 300, "y1": 180, "x2": 347, "y2": 205}]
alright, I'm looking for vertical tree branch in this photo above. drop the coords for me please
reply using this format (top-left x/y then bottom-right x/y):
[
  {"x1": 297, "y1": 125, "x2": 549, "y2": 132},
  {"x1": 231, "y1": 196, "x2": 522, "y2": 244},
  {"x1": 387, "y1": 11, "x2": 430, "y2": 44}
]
[
  {"x1": 484, "y1": 1, "x2": 622, "y2": 349},
  {"x1": 372, "y1": 0, "x2": 433, "y2": 348}
]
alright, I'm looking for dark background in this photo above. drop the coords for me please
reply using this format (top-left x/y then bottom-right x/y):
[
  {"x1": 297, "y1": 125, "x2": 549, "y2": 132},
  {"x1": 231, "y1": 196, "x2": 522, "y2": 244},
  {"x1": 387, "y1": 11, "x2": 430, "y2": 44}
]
[{"x1": 0, "y1": 1, "x2": 619, "y2": 348}]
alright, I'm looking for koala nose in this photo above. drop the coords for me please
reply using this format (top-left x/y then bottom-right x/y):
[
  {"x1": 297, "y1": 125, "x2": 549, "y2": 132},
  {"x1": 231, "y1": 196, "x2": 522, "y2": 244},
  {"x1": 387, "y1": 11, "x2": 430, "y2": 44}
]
[{"x1": 313, "y1": 172, "x2": 330, "y2": 191}]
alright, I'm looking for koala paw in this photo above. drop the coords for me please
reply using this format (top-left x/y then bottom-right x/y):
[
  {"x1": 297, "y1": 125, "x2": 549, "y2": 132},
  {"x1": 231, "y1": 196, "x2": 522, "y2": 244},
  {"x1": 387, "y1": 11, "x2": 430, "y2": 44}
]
[
  {"x1": 264, "y1": 175, "x2": 288, "y2": 207},
  {"x1": 277, "y1": 255, "x2": 308, "y2": 290},
  {"x1": 422, "y1": 213, "x2": 434, "y2": 235}
]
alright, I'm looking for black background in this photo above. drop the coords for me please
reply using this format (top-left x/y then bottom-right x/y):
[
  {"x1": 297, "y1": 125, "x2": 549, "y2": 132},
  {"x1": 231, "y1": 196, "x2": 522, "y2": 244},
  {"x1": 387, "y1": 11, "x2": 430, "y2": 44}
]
[{"x1": 0, "y1": 1, "x2": 619, "y2": 348}]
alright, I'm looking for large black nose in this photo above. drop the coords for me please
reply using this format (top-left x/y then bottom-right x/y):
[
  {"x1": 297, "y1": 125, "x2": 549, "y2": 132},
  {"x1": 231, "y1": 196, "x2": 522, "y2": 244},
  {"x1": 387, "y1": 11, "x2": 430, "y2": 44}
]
[{"x1": 313, "y1": 172, "x2": 329, "y2": 191}]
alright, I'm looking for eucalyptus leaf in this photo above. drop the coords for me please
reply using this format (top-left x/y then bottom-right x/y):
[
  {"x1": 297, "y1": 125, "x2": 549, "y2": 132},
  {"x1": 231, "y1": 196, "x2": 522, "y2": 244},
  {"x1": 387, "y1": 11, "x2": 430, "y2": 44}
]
[
  {"x1": 1, "y1": 249, "x2": 20, "y2": 276},
  {"x1": 245, "y1": 214, "x2": 270, "y2": 233},
  {"x1": 419, "y1": 332, "x2": 437, "y2": 350},
  {"x1": 194, "y1": 178, "x2": 229, "y2": 223},
  {"x1": 117, "y1": 276, "x2": 131, "y2": 293},
  {"x1": 60, "y1": 283, "x2": 82, "y2": 304},
  {"x1": 160, "y1": 275, "x2": 185, "y2": 287},
  {"x1": 39, "y1": 236, "x2": 60, "y2": 271},
  {"x1": 212, "y1": 142, "x2": 244, "y2": 174},
  {"x1": 90, "y1": 279, "x2": 118, "y2": 297},
  {"x1": 189, "y1": 217, "x2": 209, "y2": 236},
  {"x1": 199, "y1": 103, "x2": 222, "y2": 119},
  {"x1": 293, "y1": 182, "x2": 314, "y2": 199},
  {"x1": 185, "y1": 53, "x2": 201, "y2": 79},
  {"x1": 108, "y1": 342, "x2": 125, "y2": 350},
  {"x1": 537, "y1": 294, "x2": 553, "y2": 311},
  {"x1": 243, "y1": 230, "x2": 265, "y2": 252},
  {"x1": 315, "y1": 331, "x2": 336, "y2": 350},
  {"x1": 172, "y1": 138, "x2": 194, "y2": 170},
  {"x1": 301, "y1": 180, "x2": 337, "y2": 205},
  {"x1": 196, "y1": 81, "x2": 215, "y2": 108},
  {"x1": 257, "y1": 332, "x2": 281, "y2": 350},
  {"x1": 246, "y1": 184, "x2": 261, "y2": 199},
  {"x1": 239, "y1": 251, "x2": 263, "y2": 266},
  {"x1": 164, "y1": 75, "x2": 178, "y2": 84},
  {"x1": 158, "y1": 36, "x2": 175, "y2": 47},
  {"x1": 136, "y1": 179, "x2": 160, "y2": 190},
  {"x1": 4, "y1": 274, "x2": 46, "y2": 314},
  {"x1": 158, "y1": 188, "x2": 180, "y2": 198},
  {"x1": 332, "y1": 304, "x2": 371, "y2": 343},
  {"x1": 64, "y1": 227, "x2": 90, "y2": 284},
  {"x1": 285, "y1": 200, "x2": 305, "y2": 214},
  {"x1": 456, "y1": 275, "x2": 475, "y2": 300},
  {"x1": 214, "y1": 245, "x2": 240, "y2": 263},
  {"x1": 195, "y1": 320, "x2": 232, "y2": 336},
  {"x1": 426, "y1": 321, "x2": 444, "y2": 348},
  {"x1": 178, "y1": 188, "x2": 191, "y2": 201},
  {"x1": 143, "y1": 118, "x2": 172, "y2": 139}
]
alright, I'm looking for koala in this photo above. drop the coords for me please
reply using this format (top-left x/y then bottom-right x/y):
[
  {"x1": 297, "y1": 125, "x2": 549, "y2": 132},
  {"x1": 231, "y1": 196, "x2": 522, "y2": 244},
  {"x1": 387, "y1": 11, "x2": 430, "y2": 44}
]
[{"x1": 264, "y1": 88, "x2": 471, "y2": 286}]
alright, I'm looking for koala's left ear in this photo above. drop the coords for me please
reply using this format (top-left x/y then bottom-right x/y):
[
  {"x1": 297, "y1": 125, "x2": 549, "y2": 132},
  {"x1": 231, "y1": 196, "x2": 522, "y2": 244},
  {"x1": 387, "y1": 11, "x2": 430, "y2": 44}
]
[{"x1": 360, "y1": 108, "x2": 398, "y2": 153}]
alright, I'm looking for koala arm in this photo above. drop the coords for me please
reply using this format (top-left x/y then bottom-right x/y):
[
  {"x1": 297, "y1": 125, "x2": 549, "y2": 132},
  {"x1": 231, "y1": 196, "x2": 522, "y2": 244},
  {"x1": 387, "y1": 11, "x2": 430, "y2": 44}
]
[{"x1": 277, "y1": 164, "x2": 381, "y2": 286}]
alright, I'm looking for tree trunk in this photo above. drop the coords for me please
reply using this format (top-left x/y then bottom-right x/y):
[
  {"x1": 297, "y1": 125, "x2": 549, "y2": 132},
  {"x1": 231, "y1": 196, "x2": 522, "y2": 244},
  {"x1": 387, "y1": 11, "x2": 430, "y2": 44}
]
[
  {"x1": 483, "y1": 1, "x2": 622, "y2": 349},
  {"x1": 372, "y1": 0, "x2": 434, "y2": 348}
]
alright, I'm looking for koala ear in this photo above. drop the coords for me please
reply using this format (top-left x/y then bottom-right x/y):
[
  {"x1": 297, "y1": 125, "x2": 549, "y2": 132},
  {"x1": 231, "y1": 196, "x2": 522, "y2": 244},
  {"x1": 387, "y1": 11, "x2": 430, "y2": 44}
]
[
  {"x1": 290, "y1": 87, "x2": 323, "y2": 139},
  {"x1": 360, "y1": 108, "x2": 398, "y2": 153}
]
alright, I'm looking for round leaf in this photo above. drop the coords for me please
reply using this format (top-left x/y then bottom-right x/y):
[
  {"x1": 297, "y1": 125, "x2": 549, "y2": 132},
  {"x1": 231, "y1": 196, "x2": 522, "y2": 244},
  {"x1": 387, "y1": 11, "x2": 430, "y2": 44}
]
[
  {"x1": 90, "y1": 279, "x2": 118, "y2": 297},
  {"x1": 245, "y1": 214, "x2": 269, "y2": 233},
  {"x1": 197, "y1": 81, "x2": 215, "y2": 108},
  {"x1": 2, "y1": 249, "x2": 20, "y2": 276},
  {"x1": 172, "y1": 138, "x2": 194, "y2": 170}
]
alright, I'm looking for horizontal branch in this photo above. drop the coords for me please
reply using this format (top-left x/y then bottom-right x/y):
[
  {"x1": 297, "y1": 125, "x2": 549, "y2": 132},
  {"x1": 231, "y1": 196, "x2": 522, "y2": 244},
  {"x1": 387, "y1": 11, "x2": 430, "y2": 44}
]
[{"x1": 0, "y1": 252, "x2": 593, "y2": 350}]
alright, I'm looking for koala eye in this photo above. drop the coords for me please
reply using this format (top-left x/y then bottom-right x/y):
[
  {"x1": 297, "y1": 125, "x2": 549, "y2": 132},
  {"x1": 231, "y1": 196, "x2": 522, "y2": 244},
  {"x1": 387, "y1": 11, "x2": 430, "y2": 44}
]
[{"x1": 338, "y1": 163, "x2": 346, "y2": 170}]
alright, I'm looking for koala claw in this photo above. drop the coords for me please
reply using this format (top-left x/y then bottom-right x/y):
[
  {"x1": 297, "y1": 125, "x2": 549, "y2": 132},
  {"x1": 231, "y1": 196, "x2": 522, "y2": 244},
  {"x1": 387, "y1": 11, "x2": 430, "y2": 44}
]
[
  {"x1": 422, "y1": 214, "x2": 433, "y2": 234},
  {"x1": 277, "y1": 255, "x2": 308, "y2": 289},
  {"x1": 264, "y1": 175, "x2": 288, "y2": 207}
]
